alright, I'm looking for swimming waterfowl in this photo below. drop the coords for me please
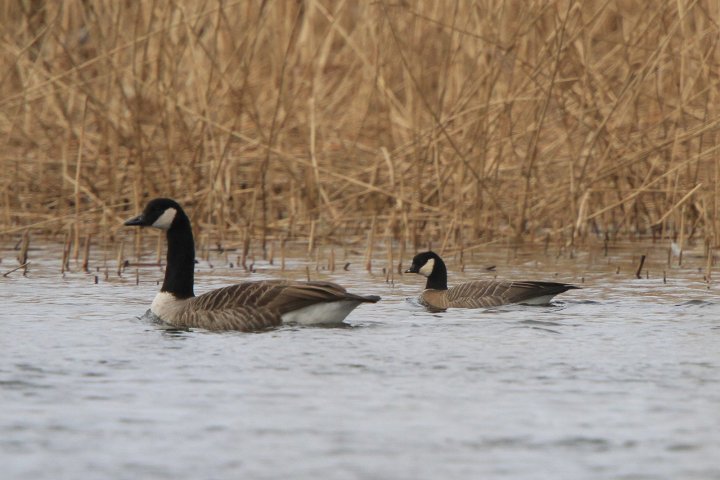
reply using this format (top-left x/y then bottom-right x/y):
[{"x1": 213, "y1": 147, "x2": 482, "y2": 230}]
[
  {"x1": 124, "y1": 198, "x2": 380, "y2": 331},
  {"x1": 405, "y1": 251, "x2": 578, "y2": 309}
]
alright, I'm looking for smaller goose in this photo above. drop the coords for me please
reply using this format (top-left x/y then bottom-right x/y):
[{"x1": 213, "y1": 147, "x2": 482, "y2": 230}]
[
  {"x1": 405, "y1": 251, "x2": 578, "y2": 309},
  {"x1": 124, "y1": 198, "x2": 380, "y2": 332}
]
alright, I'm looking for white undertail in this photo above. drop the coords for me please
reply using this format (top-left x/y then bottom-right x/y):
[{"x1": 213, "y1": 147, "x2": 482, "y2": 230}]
[
  {"x1": 281, "y1": 300, "x2": 362, "y2": 325},
  {"x1": 519, "y1": 294, "x2": 557, "y2": 306}
]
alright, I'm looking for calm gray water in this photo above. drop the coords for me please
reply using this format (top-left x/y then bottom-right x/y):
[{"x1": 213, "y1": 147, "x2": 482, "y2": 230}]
[{"x1": 2, "y1": 244, "x2": 719, "y2": 480}]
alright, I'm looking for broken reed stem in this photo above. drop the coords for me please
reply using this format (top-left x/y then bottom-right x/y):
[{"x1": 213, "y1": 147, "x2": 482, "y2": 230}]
[
  {"x1": 457, "y1": 215, "x2": 465, "y2": 272},
  {"x1": 116, "y1": 240, "x2": 124, "y2": 276},
  {"x1": 202, "y1": 233, "x2": 210, "y2": 262},
  {"x1": 386, "y1": 227, "x2": 394, "y2": 284},
  {"x1": 397, "y1": 234, "x2": 405, "y2": 275},
  {"x1": 241, "y1": 229, "x2": 250, "y2": 270},
  {"x1": 73, "y1": 97, "x2": 88, "y2": 263},
  {"x1": 133, "y1": 217, "x2": 142, "y2": 266},
  {"x1": 678, "y1": 204, "x2": 686, "y2": 267},
  {"x1": 61, "y1": 232, "x2": 71, "y2": 274},
  {"x1": 705, "y1": 244, "x2": 713, "y2": 284},
  {"x1": 81, "y1": 234, "x2": 91, "y2": 273},
  {"x1": 280, "y1": 237, "x2": 286, "y2": 271},
  {"x1": 103, "y1": 228, "x2": 109, "y2": 280},
  {"x1": 3, "y1": 262, "x2": 29, "y2": 277},
  {"x1": 365, "y1": 216, "x2": 376, "y2": 273},
  {"x1": 635, "y1": 254, "x2": 646, "y2": 279},
  {"x1": 308, "y1": 219, "x2": 316, "y2": 257},
  {"x1": 17, "y1": 229, "x2": 29, "y2": 272},
  {"x1": 328, "y1": 248, "x2": 335, "y2": 272}
]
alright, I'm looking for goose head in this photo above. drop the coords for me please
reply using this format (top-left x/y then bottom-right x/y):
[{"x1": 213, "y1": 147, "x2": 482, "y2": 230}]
[
  {"x1": 405, "y1": 251, "x2": 443, "y2": 277},
  {"x1": 124, "y1": 198, "x2": 184, "y2": 231},
  {"x1": 405, "y1": 251, "x2": 449, "y2": 290}
]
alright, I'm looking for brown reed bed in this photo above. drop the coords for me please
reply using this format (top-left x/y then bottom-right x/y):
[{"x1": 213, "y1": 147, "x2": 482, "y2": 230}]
[{"x1": 0, "y1": 0, "x2": 719, "y2": 280}]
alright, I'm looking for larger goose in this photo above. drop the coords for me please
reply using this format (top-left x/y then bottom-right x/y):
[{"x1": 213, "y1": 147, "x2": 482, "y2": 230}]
[
  {"x1": 124, "y1": 198, "x2": 379, "y2": 331},
  {"x1": 405, "y1": 251, "x2": 577, "y2": 309}
]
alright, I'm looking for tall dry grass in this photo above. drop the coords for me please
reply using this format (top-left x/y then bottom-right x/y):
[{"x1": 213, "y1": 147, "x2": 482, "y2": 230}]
[{"x1": 1, "y1": 0, "x2": 719, "y2": 257}]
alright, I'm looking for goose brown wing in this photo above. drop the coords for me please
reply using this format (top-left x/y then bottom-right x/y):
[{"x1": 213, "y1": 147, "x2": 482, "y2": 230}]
[
  {"x1": 177, "y1": 304, "x2": 282, "y2": 332},
  {"x1": 179, "y1": 282, "x2": 288, "y2": 331},
  {"x1": 189, "y1": 280, "x2": 290, "y2": 310},
  {"x1": 445, "y1": 281, "x2": 513, "y2": 308},
  {"x1": 265, "y1": 280, "x2": 377, "y2": 314},
  {"x1": 180, "y1": 280, "x2": 377, "y2": 331},
  {"x1": 446, "y1": 280, "x2": 572, "y2": 308}
]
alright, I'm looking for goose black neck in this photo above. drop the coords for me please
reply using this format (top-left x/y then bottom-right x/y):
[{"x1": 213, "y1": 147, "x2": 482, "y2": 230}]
[
  {"x1": 425, "y1": 256, "x2": 448, "y2": 290},
  {"x1": 162, "y1": 213, "x2": 195, "y2": 299}
]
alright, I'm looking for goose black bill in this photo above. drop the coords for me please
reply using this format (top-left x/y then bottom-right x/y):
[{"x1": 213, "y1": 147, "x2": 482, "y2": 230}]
[{"x1": 124, "y1": 214, "x2": 147, "y2": 226}]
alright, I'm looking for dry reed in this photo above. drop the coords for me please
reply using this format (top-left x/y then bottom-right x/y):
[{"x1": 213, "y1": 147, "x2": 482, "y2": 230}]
[
  {"x1": 635, "y1": 254, "x2": 646, "y2": 279},
  {"x1": 17, "y1": 230, "x2": 29, "y2": 267},
  {"x1": 81, "y1": 234, "x2": 91, "y2": 272},
  {"x1": 0, "y1": 1, "x2": 719, "y2": 263}
]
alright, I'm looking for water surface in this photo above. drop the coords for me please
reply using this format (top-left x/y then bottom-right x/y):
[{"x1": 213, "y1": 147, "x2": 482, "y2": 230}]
[{"x1": 1, "y1": 243, "x2": 719, "y2": 479}]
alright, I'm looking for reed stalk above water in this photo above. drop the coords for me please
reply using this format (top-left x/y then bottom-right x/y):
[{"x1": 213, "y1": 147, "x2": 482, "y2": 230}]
[{"x1": 1, "y1": 1, "x2": 719, "y2": 254}]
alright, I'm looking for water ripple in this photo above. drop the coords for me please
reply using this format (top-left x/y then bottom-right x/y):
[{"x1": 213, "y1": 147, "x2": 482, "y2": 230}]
[{"x1": 2, "y1": 247, "x2": 719, "y2": 480}]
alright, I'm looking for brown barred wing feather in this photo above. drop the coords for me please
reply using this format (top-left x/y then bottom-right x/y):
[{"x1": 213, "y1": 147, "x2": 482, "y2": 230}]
[
  {"x1": 177, "y1": 305, "x2": 282, "y2": 332},
  {"x1": 444, "y1": 280, "x2": 576, "y2": 308},
  {"x1": 445, "y1": 281, "x2": 516, "y2": 308},
  {"x1": 175, "y1": 280, "x2": 379, "y2": 331},
  {"x1": 266, "y1": 281, "x2": 377, "y2": 314},
  {"x1": 178, "y1": 282, "x2": 289, "y2": 331}
]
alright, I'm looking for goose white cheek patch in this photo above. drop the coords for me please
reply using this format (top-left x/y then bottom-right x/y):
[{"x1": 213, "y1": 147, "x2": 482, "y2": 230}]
[
  {"x1": 418, "y1": 258, "x2": 435, "y2": 277},
  {"x1": 152, "y1": 208, "x2": 177, "y2": 230}
]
